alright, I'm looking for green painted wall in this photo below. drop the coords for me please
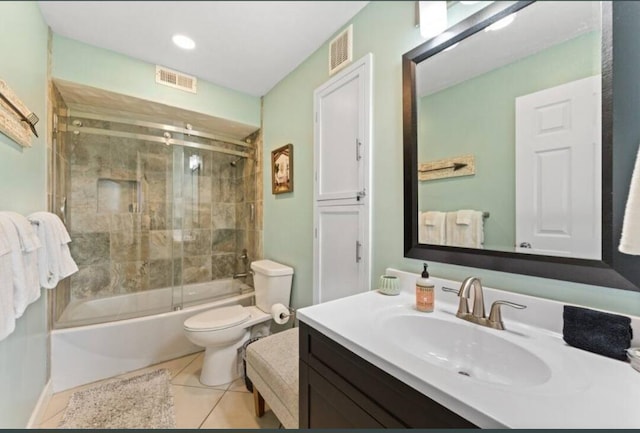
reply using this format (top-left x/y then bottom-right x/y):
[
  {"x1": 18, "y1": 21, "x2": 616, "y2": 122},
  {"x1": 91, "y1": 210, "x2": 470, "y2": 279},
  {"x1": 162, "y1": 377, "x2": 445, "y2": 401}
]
[
  {"x1": 418, "y1": 31, "x2": 601, "y2": 251},
  {"x1": 263, "y1": 1, "x2": 424, "y2": 308},
  {"x1": 52, "y1": 35, "x2": 261, "y2": 128},
  {"x1": 0, "y1": 2, "x2": 49, "y2": 428},
  {"x1": 263, "y1": 1, "x2": 640, "y2": 316}
]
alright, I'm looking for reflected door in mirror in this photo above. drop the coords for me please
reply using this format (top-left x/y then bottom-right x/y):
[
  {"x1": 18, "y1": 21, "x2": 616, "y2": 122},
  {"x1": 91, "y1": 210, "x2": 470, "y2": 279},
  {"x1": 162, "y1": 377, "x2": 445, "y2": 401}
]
[{"x1": 515, "y1": 76, "x2": 601, "y2": 259}]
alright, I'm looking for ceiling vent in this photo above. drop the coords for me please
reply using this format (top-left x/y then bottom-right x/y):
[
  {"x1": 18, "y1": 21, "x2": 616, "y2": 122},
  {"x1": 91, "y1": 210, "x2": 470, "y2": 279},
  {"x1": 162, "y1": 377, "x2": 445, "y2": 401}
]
[
  {"x1": 329, "y1": 25, "x2": 353, "y2": 75},
  {"x1": 155, "y1": 65, "x2": 197, "y2": 93}
]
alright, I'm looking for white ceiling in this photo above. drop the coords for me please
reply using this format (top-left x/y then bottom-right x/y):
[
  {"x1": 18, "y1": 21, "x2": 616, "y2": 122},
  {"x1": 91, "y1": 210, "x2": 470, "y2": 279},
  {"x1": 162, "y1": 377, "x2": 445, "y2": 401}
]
[{"x1": 38, "y1": 1, "x2": 368, "y2": 97}]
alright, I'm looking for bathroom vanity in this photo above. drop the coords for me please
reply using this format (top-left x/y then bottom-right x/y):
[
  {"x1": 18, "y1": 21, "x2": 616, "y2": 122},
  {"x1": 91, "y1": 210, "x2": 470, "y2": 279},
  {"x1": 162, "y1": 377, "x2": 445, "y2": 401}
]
[
  {"x1": 299, "y1": 322, "x2": 475, "y2": 428},
  {"x1": 297, "y1": 269, "x2": 640, "y2": 429}
]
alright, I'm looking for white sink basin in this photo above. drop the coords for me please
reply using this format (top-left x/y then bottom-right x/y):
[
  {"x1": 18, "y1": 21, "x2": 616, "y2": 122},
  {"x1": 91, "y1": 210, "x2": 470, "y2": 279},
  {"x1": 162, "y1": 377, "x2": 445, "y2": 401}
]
[{"x1": 378, "y1": 314, "x2": 552, "y2": 387}]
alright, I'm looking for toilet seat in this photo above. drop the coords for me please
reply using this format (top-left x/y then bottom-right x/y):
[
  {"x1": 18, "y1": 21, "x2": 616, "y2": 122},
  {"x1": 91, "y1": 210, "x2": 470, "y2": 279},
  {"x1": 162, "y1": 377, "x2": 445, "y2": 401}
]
[{"x1": 184, "y1": 305, "x2": 250, "y2": 332}]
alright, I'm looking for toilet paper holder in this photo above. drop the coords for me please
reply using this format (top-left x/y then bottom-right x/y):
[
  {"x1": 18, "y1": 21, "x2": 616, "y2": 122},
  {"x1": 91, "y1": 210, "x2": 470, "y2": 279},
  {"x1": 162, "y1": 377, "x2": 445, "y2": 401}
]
[
  {"x1": 279, "y1": 306, "x2": 295, "y2": 320},
  {"x1": 271, "y1": 303, "x2": 296, "y2": 325}
]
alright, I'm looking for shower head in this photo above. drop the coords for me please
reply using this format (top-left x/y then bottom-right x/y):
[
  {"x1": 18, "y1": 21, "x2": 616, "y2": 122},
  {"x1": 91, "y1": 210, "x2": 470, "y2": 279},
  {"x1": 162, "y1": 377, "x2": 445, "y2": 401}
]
[{"x1": 230, "y1": 157, "x2": 242, "y2": 167}]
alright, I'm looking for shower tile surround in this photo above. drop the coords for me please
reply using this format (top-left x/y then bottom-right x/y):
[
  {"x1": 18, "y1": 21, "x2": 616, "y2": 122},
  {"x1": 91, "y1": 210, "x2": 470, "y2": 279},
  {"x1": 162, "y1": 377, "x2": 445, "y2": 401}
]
[{"x1": 52, "y1": 83, "x2": 263, "y2": 326}]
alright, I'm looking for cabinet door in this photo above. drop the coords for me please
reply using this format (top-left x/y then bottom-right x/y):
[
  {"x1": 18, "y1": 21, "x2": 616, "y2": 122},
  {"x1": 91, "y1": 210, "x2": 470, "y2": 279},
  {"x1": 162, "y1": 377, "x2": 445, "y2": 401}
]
[
  {"x1": 314, "y1": 205, "x2": 366, "y2": 304},
  {"x1": 302, "y1": 365, "x2": 384, "y2": 428},
  {"x1": 314, "y1": 55, "x2": 371, "y2": 205}
]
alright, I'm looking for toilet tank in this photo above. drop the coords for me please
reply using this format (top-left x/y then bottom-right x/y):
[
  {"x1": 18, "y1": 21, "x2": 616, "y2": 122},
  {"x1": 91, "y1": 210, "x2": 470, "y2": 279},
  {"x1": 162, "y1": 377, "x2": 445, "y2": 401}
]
[{"x1": 250, "y1": 259, "x2": 294, "y2": 312}]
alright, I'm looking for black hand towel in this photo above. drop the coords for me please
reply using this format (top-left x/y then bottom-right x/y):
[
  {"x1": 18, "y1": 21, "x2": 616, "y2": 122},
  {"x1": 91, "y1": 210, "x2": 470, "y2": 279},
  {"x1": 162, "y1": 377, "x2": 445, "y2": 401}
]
[{"x1": 563, "y1": 305, "x2": 632, "y2": 361}]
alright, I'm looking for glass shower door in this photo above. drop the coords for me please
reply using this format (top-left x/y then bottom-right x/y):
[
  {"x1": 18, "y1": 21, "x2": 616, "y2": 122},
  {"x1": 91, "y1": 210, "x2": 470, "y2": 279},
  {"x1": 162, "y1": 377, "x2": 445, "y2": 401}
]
[{"x1": 53, "y1": 103, "x2": 184, "y2": 327}]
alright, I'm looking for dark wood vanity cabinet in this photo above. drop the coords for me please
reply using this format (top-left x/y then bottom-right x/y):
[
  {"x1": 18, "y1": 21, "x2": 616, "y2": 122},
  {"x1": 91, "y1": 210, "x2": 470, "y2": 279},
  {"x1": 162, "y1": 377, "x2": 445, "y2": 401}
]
[{"x1": 299, "y1": 322, "x2": 477, "y2": 428}]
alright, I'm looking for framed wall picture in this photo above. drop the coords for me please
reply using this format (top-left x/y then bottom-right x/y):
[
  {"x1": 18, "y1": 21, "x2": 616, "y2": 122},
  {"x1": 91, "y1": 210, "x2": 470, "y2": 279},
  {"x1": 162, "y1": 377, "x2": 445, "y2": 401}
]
[{"x1": 271, "y1": 143, "x2": 293, "y2": 194}]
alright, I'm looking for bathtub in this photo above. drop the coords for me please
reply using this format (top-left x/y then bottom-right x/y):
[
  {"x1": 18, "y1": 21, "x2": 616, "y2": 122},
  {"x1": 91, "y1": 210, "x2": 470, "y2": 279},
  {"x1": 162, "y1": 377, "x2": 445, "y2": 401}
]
[{"x1": 51, "y1": 279, "x2": 254, "y2": 392}]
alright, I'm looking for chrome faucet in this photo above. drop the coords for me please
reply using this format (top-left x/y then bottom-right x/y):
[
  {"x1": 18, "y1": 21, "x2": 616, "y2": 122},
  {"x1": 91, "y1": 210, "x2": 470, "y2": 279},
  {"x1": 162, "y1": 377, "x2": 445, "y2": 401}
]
[
  {"x1": 442, "y1": 277, "x2": 526, "y2": 330},
  {"x1": 459, "y1": 277, "x2": 486, "y2": 320}
]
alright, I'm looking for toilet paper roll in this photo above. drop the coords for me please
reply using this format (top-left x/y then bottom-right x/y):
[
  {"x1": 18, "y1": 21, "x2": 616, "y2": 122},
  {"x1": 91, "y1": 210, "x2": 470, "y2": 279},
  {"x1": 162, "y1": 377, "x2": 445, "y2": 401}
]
[{"x1": 271, "y1": 303, "x2": 290, "y2": 325}]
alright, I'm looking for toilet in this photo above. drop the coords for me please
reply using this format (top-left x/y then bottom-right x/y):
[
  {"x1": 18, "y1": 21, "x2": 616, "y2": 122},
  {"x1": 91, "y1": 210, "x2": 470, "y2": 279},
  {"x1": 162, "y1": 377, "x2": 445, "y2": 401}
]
[{"x1": 183, "y1": 259, "x2": 294, "y2": 386}]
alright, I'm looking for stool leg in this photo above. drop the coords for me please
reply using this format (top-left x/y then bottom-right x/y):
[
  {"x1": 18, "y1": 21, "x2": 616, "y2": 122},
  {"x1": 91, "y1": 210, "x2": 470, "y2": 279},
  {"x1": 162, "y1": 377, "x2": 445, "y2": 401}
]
[{"x1": 253, "y1": 387, "x2": 265, "y2": 417}]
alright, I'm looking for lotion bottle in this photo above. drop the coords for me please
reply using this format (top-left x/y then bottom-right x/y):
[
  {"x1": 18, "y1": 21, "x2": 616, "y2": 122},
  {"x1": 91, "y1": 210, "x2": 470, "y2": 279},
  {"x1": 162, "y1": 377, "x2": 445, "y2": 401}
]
[{"x1": 416, "y1": 263, "x2": 434, "y2": 312}]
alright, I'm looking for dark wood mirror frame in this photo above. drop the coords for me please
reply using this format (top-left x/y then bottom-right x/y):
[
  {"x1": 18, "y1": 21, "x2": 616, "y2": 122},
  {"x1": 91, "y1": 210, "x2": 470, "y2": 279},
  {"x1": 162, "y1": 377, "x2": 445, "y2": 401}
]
[{"x1": 403, "y1": 1, "x2": 640, "y2": 292}]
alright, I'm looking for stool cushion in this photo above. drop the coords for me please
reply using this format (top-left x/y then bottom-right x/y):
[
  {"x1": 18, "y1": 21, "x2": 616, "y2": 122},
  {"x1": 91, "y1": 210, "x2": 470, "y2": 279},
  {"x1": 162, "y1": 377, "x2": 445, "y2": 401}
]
[{"x1": 246, "y1": 328, "x2": 298, "y2": 428}]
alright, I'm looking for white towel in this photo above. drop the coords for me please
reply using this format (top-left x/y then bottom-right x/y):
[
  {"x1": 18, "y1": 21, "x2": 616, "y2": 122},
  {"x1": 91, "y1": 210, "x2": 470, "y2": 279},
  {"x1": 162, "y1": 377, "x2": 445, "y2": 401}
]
[
  {"x1": 619, "y1": 145, "x2": 640, "y2": 255},
  {"x1": 0, "y1": 214, "x2": 41, "y2": 318},
  {"x1": 0, "y1": 226, "x2": 15, "y2": 341},
  {"x1": 0, "y1": 211, "x2": 41, "y2": 252},
  {"x1": 456, "y1": 209, "x2": 474, "y2": 225},
  {"x1": 419, "y1": 211, "x2": 446, "y2": 245},
  {"x1": 445, "y1": 211, "x2": 484, "y2": 248},
  {"x1": 28, "y1": 212, "x2": 78, "y2": 289}
]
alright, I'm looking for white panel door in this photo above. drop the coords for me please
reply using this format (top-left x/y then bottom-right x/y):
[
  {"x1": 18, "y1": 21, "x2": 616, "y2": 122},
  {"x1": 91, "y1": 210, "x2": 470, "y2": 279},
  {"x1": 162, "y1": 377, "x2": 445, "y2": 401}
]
[
  {"x1": 314, "y1": 205, "x2": 366, "y2": 304},
  {"x1": 314, "y1": 56, "x2": 370, "y2": 204},
  {"x1": 515, "y1": 75, "x2": 601, "y2": 259}
]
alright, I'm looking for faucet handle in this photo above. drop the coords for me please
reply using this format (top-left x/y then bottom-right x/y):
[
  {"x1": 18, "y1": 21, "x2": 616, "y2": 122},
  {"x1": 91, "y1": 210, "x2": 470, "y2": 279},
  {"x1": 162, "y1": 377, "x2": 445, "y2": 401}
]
[
  {"x1": 488, "y1": 300, "x2": 526, "y2": 330},
  {"x1": 442, "y1": 286, "x2": 470, "y2": 316}
]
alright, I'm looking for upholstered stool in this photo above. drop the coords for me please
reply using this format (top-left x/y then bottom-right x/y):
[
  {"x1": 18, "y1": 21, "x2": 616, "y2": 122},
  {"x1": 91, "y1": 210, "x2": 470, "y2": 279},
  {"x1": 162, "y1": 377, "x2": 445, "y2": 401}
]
[{"x1": 246, "y1": 327, "x2": 299, "y2": 429}]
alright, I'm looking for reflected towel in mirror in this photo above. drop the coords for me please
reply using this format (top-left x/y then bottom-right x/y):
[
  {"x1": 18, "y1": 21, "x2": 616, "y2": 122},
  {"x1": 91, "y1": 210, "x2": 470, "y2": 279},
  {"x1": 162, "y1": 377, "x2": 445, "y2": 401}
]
[
  {"x1": 445, "y1": 211, "x2": 484, "y2": 248},
  {"x1": 419, "y1": 211, "x2": 446, "y2": 245}
]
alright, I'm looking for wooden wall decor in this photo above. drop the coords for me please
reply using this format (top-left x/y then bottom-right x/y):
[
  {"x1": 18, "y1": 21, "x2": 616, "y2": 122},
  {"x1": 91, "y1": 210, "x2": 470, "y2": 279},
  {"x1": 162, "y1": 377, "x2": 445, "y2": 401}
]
[
  {"x1": 418, "y1": 154, "x2": 475, "y2": 181},
  {"x1": 272, "y1": 143, "x2": 293, "y2": 194},
  {"x1": 0, "y1": 79, "x2": 35, "y2": 148}
]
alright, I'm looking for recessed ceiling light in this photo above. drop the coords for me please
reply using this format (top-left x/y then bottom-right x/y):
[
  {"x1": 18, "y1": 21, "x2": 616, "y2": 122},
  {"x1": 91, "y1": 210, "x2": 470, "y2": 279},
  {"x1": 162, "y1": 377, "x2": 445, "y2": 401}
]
[
  {"x1": 419, "y1": 1, "x2": 447, "y2": 39},
  {"x1": 172, "y1": 34, "x2": 195, "y2": 50},
  {"x1": 485, "y1": 14, "x2": 516, "y2": 32}
]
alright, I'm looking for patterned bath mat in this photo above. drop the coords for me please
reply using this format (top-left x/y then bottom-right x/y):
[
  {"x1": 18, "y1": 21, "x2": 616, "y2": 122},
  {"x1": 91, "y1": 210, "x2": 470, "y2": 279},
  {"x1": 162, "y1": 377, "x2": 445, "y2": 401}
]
[{"x1": 59, "y1": 368, "x2": 176, "y2": 429}]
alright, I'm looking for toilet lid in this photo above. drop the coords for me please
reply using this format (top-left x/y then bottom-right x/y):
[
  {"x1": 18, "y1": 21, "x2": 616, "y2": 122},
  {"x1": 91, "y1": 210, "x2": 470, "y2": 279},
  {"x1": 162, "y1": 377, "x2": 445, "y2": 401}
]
[{"x1": 184, "y1": 305, "x2": 250, "y2": 331}]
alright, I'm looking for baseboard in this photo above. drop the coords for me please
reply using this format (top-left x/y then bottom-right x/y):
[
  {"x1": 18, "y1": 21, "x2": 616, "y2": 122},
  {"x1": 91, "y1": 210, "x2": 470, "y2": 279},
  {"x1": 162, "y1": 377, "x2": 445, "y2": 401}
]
[{"x1": 26, "y1": 379, "x2": 52, "y2": 429}]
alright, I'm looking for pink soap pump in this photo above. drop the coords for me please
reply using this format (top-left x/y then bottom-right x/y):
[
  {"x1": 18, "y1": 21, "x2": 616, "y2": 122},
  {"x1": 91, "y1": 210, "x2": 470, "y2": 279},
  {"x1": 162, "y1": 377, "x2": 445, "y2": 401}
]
[{"x1": 415, "y1": 263, "x2": 434, "y2": 312}]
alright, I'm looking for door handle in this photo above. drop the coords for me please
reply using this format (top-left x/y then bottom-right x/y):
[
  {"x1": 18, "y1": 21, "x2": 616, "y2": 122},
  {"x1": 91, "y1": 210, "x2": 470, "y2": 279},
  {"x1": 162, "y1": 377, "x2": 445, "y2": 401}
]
[
  {"x1": 519, "y1": 242, "x2": 532, "y2": 248},
  {"x1": 60, "y1": 196, "x2": 67, "y2": 225},
  {"x1": 355, "y1": 241, "x2": 362, "y2": 263},
  {"x1": 355, "y1": 138, "x2": 362, "y2": 161}
]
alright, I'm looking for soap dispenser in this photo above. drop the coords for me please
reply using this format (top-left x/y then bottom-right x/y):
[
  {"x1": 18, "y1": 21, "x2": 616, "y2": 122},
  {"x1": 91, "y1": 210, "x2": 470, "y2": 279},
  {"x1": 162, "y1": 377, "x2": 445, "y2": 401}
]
[{"x1": 416, "y1": 263, "x2": 434, "y2": 312}]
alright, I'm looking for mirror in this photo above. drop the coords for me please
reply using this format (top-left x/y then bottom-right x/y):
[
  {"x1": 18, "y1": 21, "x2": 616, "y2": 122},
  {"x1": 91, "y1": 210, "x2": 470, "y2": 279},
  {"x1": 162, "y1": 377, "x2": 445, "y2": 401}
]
[
  {"x1": 403, "y1": 1, "x2": 640, "y2": 291},
  {"x1": 417, "y1": 1, "x2": 602, "y2": 260}
]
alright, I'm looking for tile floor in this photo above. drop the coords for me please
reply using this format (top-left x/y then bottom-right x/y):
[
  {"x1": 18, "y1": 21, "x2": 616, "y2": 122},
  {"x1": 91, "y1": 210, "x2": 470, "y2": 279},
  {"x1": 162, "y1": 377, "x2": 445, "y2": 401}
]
[{"x1": 38, "y1": 351, "x2": 282, "y2": 429}]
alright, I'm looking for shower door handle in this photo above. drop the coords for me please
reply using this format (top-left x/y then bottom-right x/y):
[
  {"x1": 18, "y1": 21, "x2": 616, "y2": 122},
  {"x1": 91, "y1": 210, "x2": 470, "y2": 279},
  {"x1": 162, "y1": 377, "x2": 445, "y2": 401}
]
[{"x1": 60, "y1": 196, "x2": 67, "y2": 225}]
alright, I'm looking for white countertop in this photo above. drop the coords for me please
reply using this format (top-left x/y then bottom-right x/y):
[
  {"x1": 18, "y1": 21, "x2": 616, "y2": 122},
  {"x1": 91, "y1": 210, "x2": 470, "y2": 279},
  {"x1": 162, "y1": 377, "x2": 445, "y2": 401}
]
[{"x1": 296, "y1": 268, "x2": 640, "y2": 428}]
